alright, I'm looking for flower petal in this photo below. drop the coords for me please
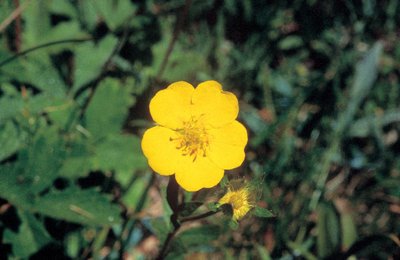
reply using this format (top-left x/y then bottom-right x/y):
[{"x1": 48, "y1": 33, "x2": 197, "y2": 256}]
[
  {"x1": 191, "y1": 80, "x2": 239, "y2": 127},
  {"x1": 175, "y1": 156, "x2": 224, "y2": 192},
  {"x1": 150, "y1": 81, "x2": 194, "y2": 129},
  {"x1": 208, "y1": 121, "x2": 247, "y2": 170},
  {"x1": 141, "y1": 126, "x2": 181, "y2": 175}
]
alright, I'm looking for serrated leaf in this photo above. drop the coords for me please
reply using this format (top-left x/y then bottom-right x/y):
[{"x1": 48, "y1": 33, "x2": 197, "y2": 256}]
[
  {"x1": 73, "y1": 36, "x2": 118, "y2": 91},
  {"x1": 22, "y1": 1, "x2": 51, "y2": 49},
  {"x1": 0, "y1": 87, "x2": 24, "y2": 122},
  {"x1": 33, "y1": 186, "x2": 121, "y2": 225},
  {"x1": 49, "y1": 0, "x2": 77, "y2": 18},
  {"x1": 75, "y1": 0, "x2": 99, "y2": 30},
  {"x1": 17, "y1": 127, "x2": 65, "y2": 194},
  {"x1": 91, "y1": 134, "x2": 146, "y2": 174},
  {"x1": 85, "y1": 78, "x2": 134, "y2": 139},
  {"x1": 0, "y1": 163, "x2": 32, "y2": 209},
  {"x1": 0, "y1": 127, "x2": 65, "y2": 198},
  {"x1": 59, "y1": 139, "x2": 93, "y2": 178},
  {"x1": 0, "y1": 121, "x2": 26, "y2": 161},
  {"x1": 45, "y1": 98, "x2": 78, "y2": 128},
  {"x1": 22, "y1": 54, "x2": 66, "y2": 97},
  {"x1": 3, "y1": 210, "x2": 51, "y2": 258},
  {"x1": 93, "y1": 0, "x2": 137, "y2": 30},
  {"x1": 42, "y1": 21, "x2": 89, "y2": 53},
  {"x1": 253, "y1": 206, "x2": 275, "y2": 218}
]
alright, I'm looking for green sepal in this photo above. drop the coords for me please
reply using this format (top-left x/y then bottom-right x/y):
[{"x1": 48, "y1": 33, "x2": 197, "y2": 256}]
[{"x1": 252, "y1": 206, "x2": 275, "y2": 218}]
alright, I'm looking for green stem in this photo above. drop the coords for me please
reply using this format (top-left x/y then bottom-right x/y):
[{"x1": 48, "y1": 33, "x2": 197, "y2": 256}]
[
  {"x1": 180, "y1": 210, "x2": 220, "y2": 223},
  {"x1": 157, "y1": 177, "x2": 219, "y2": 259},
  {"x1": 157, "y1": 177, "x2": 181, "y2": 260}
]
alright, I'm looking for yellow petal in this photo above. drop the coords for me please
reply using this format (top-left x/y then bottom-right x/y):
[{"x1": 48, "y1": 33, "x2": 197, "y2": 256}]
[
  {"x1": 208, "y1": 121, "x2": 247, "y2": 169},
  {"x1": 141, "y1": 126, "x2": 181, "y2": 175},
  {"x1": 175, "y1": 156, "x2": 224, "y2": 192},
  {"x1": 150, "y1": 81, "x2": 194, "y2": 129},
  {"x1": 191, "y1": 80, "x2": 239, "y2": 127}
]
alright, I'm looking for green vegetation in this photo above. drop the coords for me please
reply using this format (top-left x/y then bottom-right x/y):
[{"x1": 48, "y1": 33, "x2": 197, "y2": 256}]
[{"x1": 0, "y1": 0, "x2": 399, "y2": 259}]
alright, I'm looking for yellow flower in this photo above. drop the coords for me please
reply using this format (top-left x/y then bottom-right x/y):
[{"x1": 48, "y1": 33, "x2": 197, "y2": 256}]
[
  {"x1": 218, "y1": 179, "x2": 256, "y2": 221},
  {"x1": 141, "y1": 81, "x2": 247, "y2": 192}
]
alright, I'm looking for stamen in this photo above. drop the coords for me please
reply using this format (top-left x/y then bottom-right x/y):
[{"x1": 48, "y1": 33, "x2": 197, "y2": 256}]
[{"x1": 170, "y1": 116, "x2": 209, "y2": 161}]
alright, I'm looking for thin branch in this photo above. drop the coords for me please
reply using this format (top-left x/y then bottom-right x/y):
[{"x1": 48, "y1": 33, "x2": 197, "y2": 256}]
[
  {"x1": 0, "y1": 0, "x2": 30, "y2": 33},
  {"x1": 12, "y1": 0, "x2": 22, "y2": 52},
  {"x1": 180, "y1": 210, "x2": 220, "y2": 223},
  {"x1": 0, "y1": 38, "x2": 91, "y2": 68}
]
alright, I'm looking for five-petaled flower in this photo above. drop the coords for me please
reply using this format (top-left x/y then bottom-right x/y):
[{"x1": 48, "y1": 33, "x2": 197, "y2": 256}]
[{"x1": 141, "y1": 80, "x2": 247, "y2": 191}]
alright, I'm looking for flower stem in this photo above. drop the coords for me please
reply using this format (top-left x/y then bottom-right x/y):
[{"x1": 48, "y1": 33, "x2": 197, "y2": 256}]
[
  {"x1": 157, "y1": 176, "x2": 181, "y2": 259},
  {"x1": 157, "y1": 177, "x2": 220, "y2": 259},
  {"x1": 180, "y1": 210, "x2": 220, "y2": 223},
  {"x1": 156, "y1": 218, "x2": 179, "y2": 260}
]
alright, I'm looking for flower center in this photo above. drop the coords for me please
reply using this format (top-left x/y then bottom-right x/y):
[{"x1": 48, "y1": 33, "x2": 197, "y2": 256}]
[
  {"x1": 230, "y1": 190, "x2": 250, "y2": 211},
  {"x1": 171, "y1": 117, "x2": 209, "y2": 161},
  {"x1": 219, "y1": 188, "x2": 252, "y2": 220}
]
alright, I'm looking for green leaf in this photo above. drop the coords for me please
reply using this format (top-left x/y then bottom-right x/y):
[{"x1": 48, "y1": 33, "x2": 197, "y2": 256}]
[
  {"x1": 22, "y1": 54, "x2": 66, "y2": 97},
  {"x1": 337, "y1": 42, "x2": 383, "y2": 133},
  {"x1": 42, "y1": 21, "x2": 89, "y2": 53},
  {"x1": 349, "y1": 109, "x2": 400, "y2": 138},
  {"x1": 85, "y1": 78, "x2": 134, "y2": 139},
  {"x1": 0, "y1": 126, "x2": 65, "y2": 199},
  {"x1": 271, "y1": 74, "x2": 293, "y2": 97},
  {"x1": 3, "y1": 210, "x2": 51, "y2": 258},
  {"x1": 207, "y1": 202, "x2": 220, "y2": 212},
  {"x1": 350, "y1": 41, "x2": 383, "y2": 102},
  {"x1": 316, "y1": 203, "x2": 340, "y2": 258},
  {"x1": 0, "y1": 163, "x2": 33, "y2": 209},
  {"x1": 256, "y1": 244, "x2": 272, "y2": 260},
  {"x1": 172, "y1": 225, "x2": 220, "y2": 250},
  {"x1": 122, "y1": 174, "x2": 150, "y2": 209},
  {"x1": 22, "y1": 1, "x2": 51, "y2": 49},
  {"x1": 17, "y1": 127, "x2": 65, "y2": 194},
  {"x1": 33, "y1": 186, "x2": 121, "y2": 225},
  {"x1": 145, "y1": 217, "x2": 170, "y2": 243},
  {"x1": 0, "y1": 85, "x2": 24, "y2": 122},
  {"x1": 341, "y1": 212, "x2": 357, "y2": 250},
  {"x1": 252, "y1": 206, "x2": 275, "y2": 218},
  {"x1": 0, "y1": 121, "x2": 26, "y2": 161},
  {"x1": 45, "y1": 98, "x2": 78, "y2": 128},
  {"x1": 228, "y1": 220, "x2": 239, "y2": 230},
  {"x1": 278, "y1": 36, "x2": 303, "y2": 50},
  {"x1": 73, "y1": 36, "x2": 118, "y2": 91},
  {"x1": 58, "y1": 138, "x2": 93, "y2": 178},
  {"x1": 75, "y1": 0, "x2": 99, "y2": 31},
  {"x1": 93, "y1": 0, "x2": 137, "y2": 30},
  {"x1": 49, "y1": 0, "x2": 77, "y2": 18},
  {"x1": 65, "y1": 232, "x2": 82, "y2": 259},
  {"x1": 91, "y1": 133, "x2": 146, "y2": 174}
]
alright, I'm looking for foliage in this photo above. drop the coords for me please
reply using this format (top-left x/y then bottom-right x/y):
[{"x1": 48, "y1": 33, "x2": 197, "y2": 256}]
[{"x1": 0, "y1": 0, "x2": 399, "y2": 259}]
